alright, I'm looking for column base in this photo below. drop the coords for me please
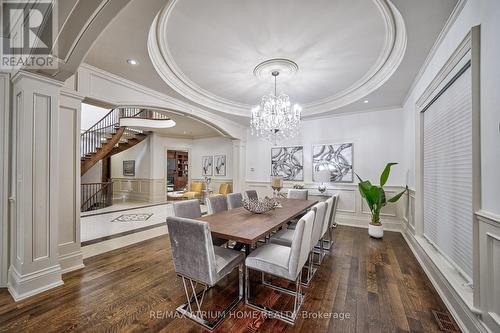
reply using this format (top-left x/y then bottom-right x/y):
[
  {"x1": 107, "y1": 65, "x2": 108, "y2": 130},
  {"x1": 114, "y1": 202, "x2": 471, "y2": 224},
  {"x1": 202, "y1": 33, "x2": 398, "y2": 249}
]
[{"x1": 7, "y1": 265, "x2": 63, "y2": 301}]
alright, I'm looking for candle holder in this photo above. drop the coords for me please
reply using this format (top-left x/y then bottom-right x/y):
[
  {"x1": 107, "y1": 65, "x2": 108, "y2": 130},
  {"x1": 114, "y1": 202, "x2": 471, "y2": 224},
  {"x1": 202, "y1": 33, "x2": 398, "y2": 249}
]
[
  {"x1": 315, "y1": 169, "x2": 331, "y2": 196},
  {"x1": 270, "y1": 176, "x2": 283, "y2": 198}
]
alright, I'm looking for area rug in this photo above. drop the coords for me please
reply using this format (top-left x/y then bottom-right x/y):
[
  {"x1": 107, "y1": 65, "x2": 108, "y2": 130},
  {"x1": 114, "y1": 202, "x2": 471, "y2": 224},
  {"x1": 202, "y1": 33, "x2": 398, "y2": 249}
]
[{"x1": 112, "y1": 213, "x2": 153, "y2": 222}]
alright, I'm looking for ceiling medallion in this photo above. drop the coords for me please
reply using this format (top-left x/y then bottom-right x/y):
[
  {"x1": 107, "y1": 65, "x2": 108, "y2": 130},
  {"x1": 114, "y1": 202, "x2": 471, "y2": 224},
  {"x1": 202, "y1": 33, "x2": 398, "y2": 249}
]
[
  {"x1": 250, "y1": 69, "x2": 302, "y2": 145},
  {"x1": 253, "y1": 58, "x2": 299, "y2": 80}
]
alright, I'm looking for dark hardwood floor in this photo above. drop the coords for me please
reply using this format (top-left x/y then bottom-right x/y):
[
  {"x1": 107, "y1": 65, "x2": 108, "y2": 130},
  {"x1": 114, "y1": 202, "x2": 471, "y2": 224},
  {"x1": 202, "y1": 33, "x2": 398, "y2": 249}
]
[{"x1": 0, "y1": 226, "x2": 459, "y2": 332}]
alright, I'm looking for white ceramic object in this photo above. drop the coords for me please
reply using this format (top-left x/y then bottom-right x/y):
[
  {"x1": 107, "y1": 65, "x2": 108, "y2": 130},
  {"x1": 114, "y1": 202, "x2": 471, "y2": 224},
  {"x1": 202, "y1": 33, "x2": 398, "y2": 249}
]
[{"x1": 368, "y1": 223, "x2": 384, "y2": 238}]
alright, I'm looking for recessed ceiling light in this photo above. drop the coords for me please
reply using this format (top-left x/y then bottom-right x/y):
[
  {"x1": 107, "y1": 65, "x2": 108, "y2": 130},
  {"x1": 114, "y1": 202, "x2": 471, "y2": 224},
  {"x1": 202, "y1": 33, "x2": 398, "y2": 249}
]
[
  {"x1": 363, "y1": 100, "x2": 369, "y2": 103},
  {"x1": 127, "y1": 59, "x2": 138, "y2": 65}
]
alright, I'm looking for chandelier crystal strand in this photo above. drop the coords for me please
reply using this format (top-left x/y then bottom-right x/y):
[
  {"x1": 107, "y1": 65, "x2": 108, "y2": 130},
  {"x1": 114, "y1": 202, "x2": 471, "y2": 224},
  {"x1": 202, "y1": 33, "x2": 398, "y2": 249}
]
[{"x1": 250, "y1": 71, "x2": 301, "y2": 145}]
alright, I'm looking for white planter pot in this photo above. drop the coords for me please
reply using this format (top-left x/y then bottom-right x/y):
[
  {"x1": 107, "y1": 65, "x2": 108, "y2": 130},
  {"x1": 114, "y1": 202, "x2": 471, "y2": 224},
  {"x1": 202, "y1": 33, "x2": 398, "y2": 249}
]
[{"x1": 368, "y1": 223, "x2": 384, "y2": 238}]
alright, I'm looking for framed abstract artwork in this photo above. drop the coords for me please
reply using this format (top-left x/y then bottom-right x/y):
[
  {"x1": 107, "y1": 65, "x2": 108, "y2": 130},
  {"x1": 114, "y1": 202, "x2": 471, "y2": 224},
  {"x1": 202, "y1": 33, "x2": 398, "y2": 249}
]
[
  {"x1": 214, "y1": 155, "x2": 226, "y2": 176},
  {"x1": 312, "y1": 143, "x2": 353, "y2": 182},
  {"x1": 271, "y1": 146, "x2": 304, "y2": 181},
  {"x1": 202, "y1": 156, "x2": 213, "y2": 176}
]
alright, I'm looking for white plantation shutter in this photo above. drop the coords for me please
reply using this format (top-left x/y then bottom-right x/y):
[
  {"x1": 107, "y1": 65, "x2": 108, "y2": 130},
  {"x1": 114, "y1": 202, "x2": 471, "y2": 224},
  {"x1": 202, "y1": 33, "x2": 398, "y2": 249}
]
[{"x1": 423, "y1": 65, "x2": 473, "y2": 280}]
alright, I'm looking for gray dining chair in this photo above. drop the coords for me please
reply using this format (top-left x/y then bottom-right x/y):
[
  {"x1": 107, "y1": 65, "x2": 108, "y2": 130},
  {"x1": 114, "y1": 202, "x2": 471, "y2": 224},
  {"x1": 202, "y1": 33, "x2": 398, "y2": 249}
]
[
  {"x1": 245, "y1": 210, "x2": 315, "y2": 324},
  {"x1": 227, "y1": 192, "x2": 243, "y2": 210},
  {"x1": 206, "y1": 195, "x2": 228, "y2": 215},
  {"x1": 323, "y1": 194, "x2": 339, "y2": 250},
  {"x1": 173, "y1": 199, "x2": 202, "y2": 219},
  {"x1": 173, "y1": 199, "x2": 227, "y2": 247},
  {"x1": 245, "y1": 190, "x2": 258, "y2": 200},
  {"x1": 315, "y1": 197, "x2": 333, "y2": 264},
  {"x1": 287, "y1": 189, "x2": 309, "y2": 200},
  {"x1": 166, "y1": 216, "x2": 244, "y2": 330},
  {"x1": 269, "y1": 201, "x2": 326, "y2": 286}
]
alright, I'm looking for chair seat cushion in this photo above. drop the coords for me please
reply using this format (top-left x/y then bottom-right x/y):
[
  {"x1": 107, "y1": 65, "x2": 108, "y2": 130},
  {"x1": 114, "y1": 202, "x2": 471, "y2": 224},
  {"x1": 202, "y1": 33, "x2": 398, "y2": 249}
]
[
  {"x1": 245, "y1": 244, "x2": 292, "y2": 280},
  {"x1": 214, "y1": 246, "x2": 244, "y2": 281},
  {"x1": 269, "y1": 229, "x2": 294, "y2": 247}
]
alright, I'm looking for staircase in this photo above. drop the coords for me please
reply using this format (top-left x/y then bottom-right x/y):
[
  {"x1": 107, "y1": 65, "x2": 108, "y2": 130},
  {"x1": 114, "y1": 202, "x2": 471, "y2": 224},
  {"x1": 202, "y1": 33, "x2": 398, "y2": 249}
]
[
  {"x1": 80, "y1": 107, "x2": 170, "y2": 212},
  {"x1": 80, "y1": 108, "x2": 169, "y2": 176}
]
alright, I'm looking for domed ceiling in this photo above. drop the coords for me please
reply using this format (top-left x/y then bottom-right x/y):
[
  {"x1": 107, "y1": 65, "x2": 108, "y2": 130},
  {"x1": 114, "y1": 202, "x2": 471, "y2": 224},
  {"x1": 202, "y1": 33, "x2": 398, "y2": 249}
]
[
  {"x1": 85, "y1": 0, "x2": 458, "y2": 122},
  {"x1": 148, "y1": 0, "x2": 407, "y2": 117}
]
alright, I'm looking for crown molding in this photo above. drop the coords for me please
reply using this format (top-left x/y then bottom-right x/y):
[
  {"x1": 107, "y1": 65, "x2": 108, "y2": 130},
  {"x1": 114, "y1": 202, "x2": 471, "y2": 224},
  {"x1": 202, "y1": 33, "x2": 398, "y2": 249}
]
[{"x1": 148, "y1": 0, "x2": 407, "y2": 118}]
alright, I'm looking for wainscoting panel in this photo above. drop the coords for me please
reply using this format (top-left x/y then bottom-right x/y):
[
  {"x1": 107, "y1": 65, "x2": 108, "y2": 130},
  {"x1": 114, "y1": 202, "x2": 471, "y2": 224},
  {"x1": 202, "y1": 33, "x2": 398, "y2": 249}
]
[
  {"x1": 244, "y1": 181, "x2": 405, "y2": 231},
  {"x1": 113, "y1": 178, "x2": 167, "y2": 203},
  {"x1": 477, "y1": 211, "x2": 500, "y2": 332}
]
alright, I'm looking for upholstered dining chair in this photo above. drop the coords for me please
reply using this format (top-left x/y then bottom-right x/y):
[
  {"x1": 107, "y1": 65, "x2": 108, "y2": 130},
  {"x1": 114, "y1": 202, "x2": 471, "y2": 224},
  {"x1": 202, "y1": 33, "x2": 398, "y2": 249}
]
[
  {"x1": 173, "y1": 199, "x2": 227, "y2": 247},
  {"x1": 323, "y1": 194, "x2": 339, "y2": 250},
  {"x1": 206, "y1": 195, "x2": 228, "y2": 215},
  {"x1": 315, "y1": 197, "x2": 333, "y2": 264},
  {"x1": 172, "y1": 199, "x2": 202, "y2": 219},
  {"x1": 227, "y1": 193, "x2": 243, "y2": 210},
  {"x1": 287, "y1": 189, "x2": 309, "y2": 200},
  {"x1": 245, "y1": 210, "x2": 315, "y2": 324},
  {"x1": 244, "y1": 190, "x2": 258, "y2": 200},
  {"x1": 166, "y1": 216, "x2": 244, "y2": 330},
  {"x1": 269, "y1": 201, "x2": 326, "y2": 286}
]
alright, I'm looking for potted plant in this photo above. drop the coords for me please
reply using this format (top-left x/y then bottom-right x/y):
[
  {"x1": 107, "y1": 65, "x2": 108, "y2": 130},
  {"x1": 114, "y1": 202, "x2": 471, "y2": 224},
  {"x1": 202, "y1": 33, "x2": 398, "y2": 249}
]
[{"x1": 356, "y1": 163, "x2": 408, "y2": 238}]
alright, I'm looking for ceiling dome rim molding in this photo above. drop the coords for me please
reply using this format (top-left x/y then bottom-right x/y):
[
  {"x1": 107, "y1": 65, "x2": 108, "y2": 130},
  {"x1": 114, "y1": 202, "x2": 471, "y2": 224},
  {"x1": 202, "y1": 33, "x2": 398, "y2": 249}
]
[{"x1": 148, "y1": 0, "x2": 407, "y2": 117}]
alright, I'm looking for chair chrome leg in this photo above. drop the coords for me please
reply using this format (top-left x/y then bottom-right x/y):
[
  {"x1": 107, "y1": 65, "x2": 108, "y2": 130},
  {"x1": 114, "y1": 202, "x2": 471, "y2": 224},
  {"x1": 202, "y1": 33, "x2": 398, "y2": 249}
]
[
  {"x1": 301, "y1": 252, "x2": 317, "y2": 286},
  {"x1": 176, "y1": 266, "x2": 242, "y2": 331},
  {"x1": 245, "y1": 267, "x2": 305, "y2": 325}
]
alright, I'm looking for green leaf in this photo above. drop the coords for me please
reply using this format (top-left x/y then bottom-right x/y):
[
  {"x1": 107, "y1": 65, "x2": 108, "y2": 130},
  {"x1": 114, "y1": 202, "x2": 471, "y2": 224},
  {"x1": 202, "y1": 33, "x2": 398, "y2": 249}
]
[
  {"x1": 378, "y1": 187, "x2": 386, "y2": 207},
  {"x1": 380, "y1": 163, "x2": 398, "y2": 187},
  {"x1": 388, "y1": 186, "x2": 408, "y2": 203}
]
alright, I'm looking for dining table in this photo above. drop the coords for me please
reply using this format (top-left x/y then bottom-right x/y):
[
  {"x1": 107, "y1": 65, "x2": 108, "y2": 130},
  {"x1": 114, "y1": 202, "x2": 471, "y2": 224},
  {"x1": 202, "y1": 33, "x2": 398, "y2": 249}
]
[{"x1": 196, "y1": 198, "x2": 318, "y2": 255}]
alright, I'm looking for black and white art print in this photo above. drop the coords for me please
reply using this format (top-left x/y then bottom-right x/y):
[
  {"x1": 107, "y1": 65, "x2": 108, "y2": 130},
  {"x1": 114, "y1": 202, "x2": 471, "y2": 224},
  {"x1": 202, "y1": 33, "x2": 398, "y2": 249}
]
[
  {"x1": 214, "y1": 155, "x2": 226, "y2": 176},
  {"x1": 312, "y1": 143, "x2": 353, "y2": 182},
  {"x1": 202, "y1": 156, "x2": 213, "y2": 176},
  {"x1": 271, "y1": 146, "x2": 304, "y2": 181}
]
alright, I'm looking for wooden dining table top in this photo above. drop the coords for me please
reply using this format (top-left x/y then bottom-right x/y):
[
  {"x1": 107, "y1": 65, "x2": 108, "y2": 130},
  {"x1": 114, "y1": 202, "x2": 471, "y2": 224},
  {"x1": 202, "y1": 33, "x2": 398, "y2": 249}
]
[{"x1": 196, "y1": 198, "x2": 318, "y2": 245}]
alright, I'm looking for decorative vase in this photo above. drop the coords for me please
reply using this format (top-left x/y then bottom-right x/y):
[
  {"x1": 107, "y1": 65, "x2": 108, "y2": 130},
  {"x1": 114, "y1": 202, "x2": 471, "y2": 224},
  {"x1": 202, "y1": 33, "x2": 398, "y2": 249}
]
[{"x1": 368, "y1": 223, "x2": 383, "y2": 238}]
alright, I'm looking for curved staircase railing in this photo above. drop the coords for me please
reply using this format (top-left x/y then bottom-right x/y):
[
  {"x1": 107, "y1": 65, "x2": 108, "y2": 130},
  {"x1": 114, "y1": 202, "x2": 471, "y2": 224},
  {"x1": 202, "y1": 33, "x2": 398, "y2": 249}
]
[
  {"x1": 81, "y1": 108, "x2": 170, "y2": 159},
  {"x1": 80, "y1": 107, "x2": 171, "y2": 211},
  {"x1": 81, "y1": 182, "x2": 113, "y2": 212}
]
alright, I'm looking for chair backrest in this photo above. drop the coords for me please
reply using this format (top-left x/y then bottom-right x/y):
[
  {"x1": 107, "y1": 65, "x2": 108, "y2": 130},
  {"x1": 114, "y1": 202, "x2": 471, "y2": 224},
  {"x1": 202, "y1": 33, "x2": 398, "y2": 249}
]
[
  {"x1": 173, "y1": 199, "x2": 202, "y2": 219},
  {"x1": 287, "y1": 189, "x2": 308, "y2": 200},
  {"x1": 329, "y1": 195, "x2": 339, "y2": 228},
  {"x1": 219, "y1": 183, "x2": 232, "y2": 195},
  {"x1": 227, "y1": 192, "x2": 243, "y2": 210},
  {"x1": 321, "y1": 197, "x2": 333, "y2": 237},
  {"x1": 288, "y1": 210, "x2": 315, "y2": 279},
  {"x1": 206, "y1": 195, "x2": 228, "y2": 215},
  {"x1": 245, "y1": 190, "x2": 258, "y2": 200},
  {"x1": 191, "y1": 182, "x2": 204, "y2": 193},
  {"x1": 310, "y1": 201, "x2": 327, "y2": 249},
  {"x1": 166, "y1": 216, "x2": 217, "y2": 285}
]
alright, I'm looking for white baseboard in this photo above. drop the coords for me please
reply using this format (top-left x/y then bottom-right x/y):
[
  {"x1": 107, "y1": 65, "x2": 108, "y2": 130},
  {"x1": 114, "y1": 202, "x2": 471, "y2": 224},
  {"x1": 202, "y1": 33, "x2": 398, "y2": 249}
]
[
  {"x1": 400, "y1": 224, "x2": 489, "y2": 333},
  {"x1": 7, "y1": 265, "x2": 63, "y2": 301},
  {"x1": 59, "y1": 250, "x2": 85, "y2": 274}
]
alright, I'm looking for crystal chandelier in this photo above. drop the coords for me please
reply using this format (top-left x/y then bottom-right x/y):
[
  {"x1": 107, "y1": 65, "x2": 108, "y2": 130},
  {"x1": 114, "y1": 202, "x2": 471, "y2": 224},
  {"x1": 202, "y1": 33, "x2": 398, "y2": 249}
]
[{"x1": 250, "y1": 71, "x2": 302, "y2": 144}]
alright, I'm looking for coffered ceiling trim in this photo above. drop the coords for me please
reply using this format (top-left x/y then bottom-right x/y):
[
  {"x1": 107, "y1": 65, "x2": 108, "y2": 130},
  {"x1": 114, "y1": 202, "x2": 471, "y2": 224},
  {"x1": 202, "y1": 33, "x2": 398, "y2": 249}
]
[{"x1": 148, "y1": 0, "x2": 407, "y2": 117}]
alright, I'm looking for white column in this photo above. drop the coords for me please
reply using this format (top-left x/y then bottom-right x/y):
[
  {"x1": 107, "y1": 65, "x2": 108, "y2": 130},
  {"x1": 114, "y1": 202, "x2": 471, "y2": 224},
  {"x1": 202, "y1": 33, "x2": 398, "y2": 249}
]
[
  {"x1": 0, "y1": 72, "x2": 10, "y2": 287},
  {"x1": 232, "y1": 140, "x2": 246, "y2": 193},
  {"x1": 7, "y1": 71, "x2": 63, "y2": 300},
  {"x1": 58, "y1": 89, "x2": 84, "y2": 273}
]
